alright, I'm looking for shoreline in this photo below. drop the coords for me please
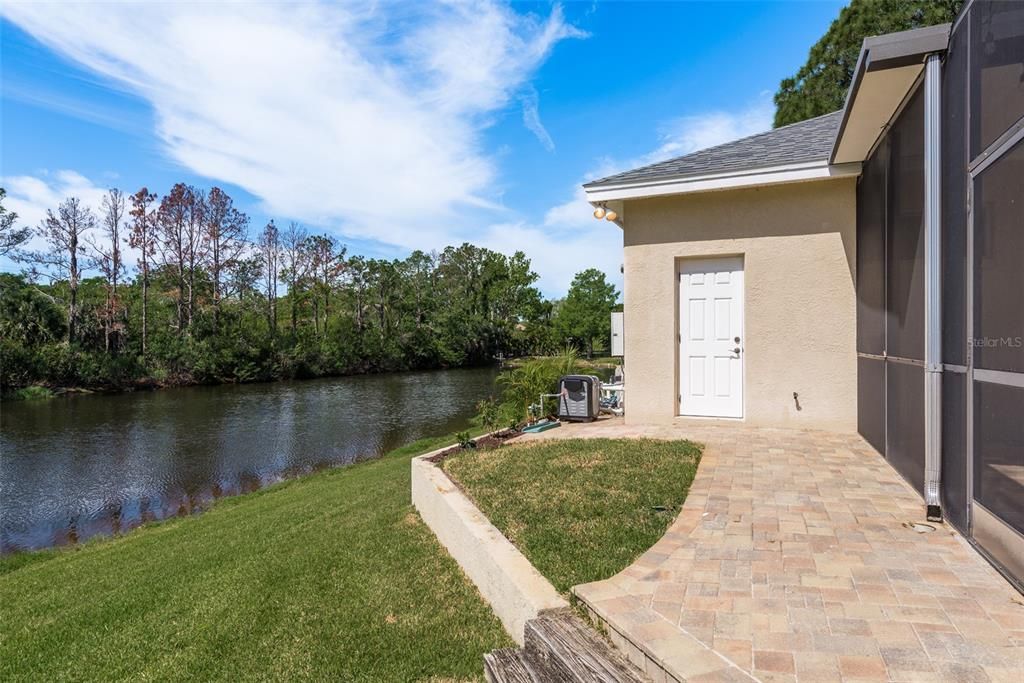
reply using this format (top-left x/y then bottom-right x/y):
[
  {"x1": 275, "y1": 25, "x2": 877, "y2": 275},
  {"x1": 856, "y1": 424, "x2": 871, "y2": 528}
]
[
  {"x1": 1, "y1": 361, "x2": 498, "y2": 402},
  {"x1": 2, "y1": 354, "x2": 617, "y2": 402}
]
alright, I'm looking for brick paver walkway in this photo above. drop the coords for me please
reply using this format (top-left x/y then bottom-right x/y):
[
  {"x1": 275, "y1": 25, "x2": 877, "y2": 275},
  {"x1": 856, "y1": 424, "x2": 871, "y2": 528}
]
[{"x1": 522, "y1": 418, "x2": 1024, "y2": 682}]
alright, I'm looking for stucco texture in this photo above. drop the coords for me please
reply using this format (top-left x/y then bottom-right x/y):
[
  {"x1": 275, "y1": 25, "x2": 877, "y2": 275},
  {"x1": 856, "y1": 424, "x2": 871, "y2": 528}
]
[{"x1": 621, "y1": 178, "x2": 857, "y2": 431}]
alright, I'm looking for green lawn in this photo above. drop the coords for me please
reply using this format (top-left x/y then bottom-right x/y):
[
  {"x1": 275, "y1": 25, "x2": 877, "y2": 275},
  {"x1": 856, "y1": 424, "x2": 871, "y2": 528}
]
[
  {"x1": 0, "y1": 433, "x2": 512, "y2": 682},
  {"x1": 442, "y1": 438, "x2": 702, "y2": 594}
]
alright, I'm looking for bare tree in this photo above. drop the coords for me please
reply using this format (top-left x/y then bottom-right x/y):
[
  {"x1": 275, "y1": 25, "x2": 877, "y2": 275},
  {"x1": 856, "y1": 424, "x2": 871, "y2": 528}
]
[
  {"x1": 204, "y1": 187, "x2": 249, "y2": 332},
  {"x1": 88, "y1": 188, "x2": 126, "y2": 352},
  {"x1": 0, "y1": 188, "x2": 31, "y2": 257},
  {"x1": 281, "y1": 222, "x2": 309, "y2": 336},
  {"x1": 158, "y1": 184, "x2": 206, "y2": 334},
  {"x1": 306, "y1": 234, "x2": 346, "y2": 337},
  {"x1": 257, "y1": 220, "x2": 280, "y2": 339},
  {"x1": 25, "y1": 197, "x2": 96, "y2": 343},
  {"x1": 129, "y1": 188, "x2": 158, "y2": 359}
]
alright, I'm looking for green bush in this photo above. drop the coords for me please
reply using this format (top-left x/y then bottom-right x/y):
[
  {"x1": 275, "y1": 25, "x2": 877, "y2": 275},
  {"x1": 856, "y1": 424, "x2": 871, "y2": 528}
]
[
  {"x1": 475, "y1": 397, "x2": 501, "y2": 432},
  {"x1": 0, "y1": 339, "x2": 39, "y2": 390},
  {"x1": 6, "y1": 385, "x2": 55, "y2": 401}
]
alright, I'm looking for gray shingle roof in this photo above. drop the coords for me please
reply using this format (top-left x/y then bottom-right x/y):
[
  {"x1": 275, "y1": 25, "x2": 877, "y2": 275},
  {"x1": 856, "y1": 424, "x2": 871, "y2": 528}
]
[{"x1": 584, "y1": 110, "x2": 843, "y2": 189}]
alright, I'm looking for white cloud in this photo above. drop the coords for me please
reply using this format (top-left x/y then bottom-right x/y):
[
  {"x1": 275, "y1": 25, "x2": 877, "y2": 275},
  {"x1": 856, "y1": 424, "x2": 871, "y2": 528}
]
[
  {"x1": 479, "y1": 219, "x2": 622, "y2": 297},
  {"x1": 3, "y1": 0, "x2": 773, "y2": 298},
  {"x1": 522, "y1": 87, "x2": 555, "y2": 152},
  {"x1": 1, "y1": 1, "x2": 583, "y2": 251},
  {"x1": 4, "y1": 170, "x2": 109, "y2": 259},
  {"x1": 619, "y1": 95, "x2": 774, "y2": 172},
  {"x1": 4, "y1": 171, "x2": 108, "y2": 234},
  {"x1": 520, "y1": 96, "x2": 774, "y2": 295},
  {"x1": 2, "y1": 171, "x2": 140, "y2": 273}
]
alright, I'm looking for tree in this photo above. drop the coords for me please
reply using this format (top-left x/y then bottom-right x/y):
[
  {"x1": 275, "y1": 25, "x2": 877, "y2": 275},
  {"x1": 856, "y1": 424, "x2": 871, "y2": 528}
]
[
  {"x1": 555, "y1": 268, "x2": 618, "y2": 358},
  {"x1": 0, "y1": 273, "x2": 65, "y2": 346},
  {"x1": 2, "y1": 176, "x2": 619, "y2": 392},
  {"x1": 0, "y1": 274, "x2": 66, "y2": 389},
  {"x1": 281, "y1": 222, "x2": 308, "y2": 336},
  {"x1": 205, "y1": 187, "x2": 249, "y2": 332},
  {"x1": 306, "y1": 234, "x2": 346, "y2": 337},
  {"x1": 773, "y1": 0, "x2": 962, "y2": 127},
  {"x1": 0, "y1": 188, "x2": 31, "y2": 257},
  {"x1": 367, "y1": 258, "x2": 399, "y2": 345},
  {"x1": 158, "y1": 183, "x2": 206, "y2": 334},
  {"x1": 403, "y1": 250, "x2": 437, "y2": 332},
  {"x1": 346, "y1": 254, "x2": 369, "y2": 340},
  {"x1": 89, "y1": 188, "x2": 126, "y2": 353},
  {"x1": 26, "y1": 197, "x2": 96, "y2": 343},
  {"x1": 129, "y1": 188, "x2": 158, "y2": 359},
  {"x1": 258, "y1": 220, "x2": 281, "y2": 339}
]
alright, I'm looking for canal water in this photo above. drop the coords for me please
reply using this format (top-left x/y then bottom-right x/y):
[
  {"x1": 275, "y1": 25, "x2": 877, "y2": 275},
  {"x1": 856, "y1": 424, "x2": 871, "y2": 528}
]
[{"x1": 0, "y1": 367, "x2": 500, "y2": 553}]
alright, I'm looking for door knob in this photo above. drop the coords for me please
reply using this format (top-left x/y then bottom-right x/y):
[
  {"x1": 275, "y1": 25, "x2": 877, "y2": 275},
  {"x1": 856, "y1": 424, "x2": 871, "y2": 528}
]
[{"x1": 733, "y1": 347, "x2": 741, "y2": 354}]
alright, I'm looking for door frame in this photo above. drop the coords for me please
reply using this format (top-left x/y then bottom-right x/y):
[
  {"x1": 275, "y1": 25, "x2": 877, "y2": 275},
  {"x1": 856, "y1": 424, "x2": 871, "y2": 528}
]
[
  {"x1": 676, "y1": 254, "x2": 746, "y2": 420},
  {"x1": 966, "y1": 125, "x2": 1024, "y2": 590}
]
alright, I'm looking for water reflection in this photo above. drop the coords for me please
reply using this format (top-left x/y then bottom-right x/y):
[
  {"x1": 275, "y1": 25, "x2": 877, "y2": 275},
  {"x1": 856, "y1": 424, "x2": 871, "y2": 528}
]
[{"x1": 0, "y1": 367, "x2": 499, "y2": 552}]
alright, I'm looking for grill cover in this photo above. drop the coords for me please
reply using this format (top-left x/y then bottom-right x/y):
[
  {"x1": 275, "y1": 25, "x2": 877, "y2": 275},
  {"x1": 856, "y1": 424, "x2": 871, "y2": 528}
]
[{"x1": 558, "y1": 375, "x2": 601, "y2": 421}]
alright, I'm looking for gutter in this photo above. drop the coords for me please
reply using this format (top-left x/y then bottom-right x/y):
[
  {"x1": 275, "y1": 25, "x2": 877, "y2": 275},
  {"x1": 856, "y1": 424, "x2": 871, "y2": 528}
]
[
  {"x1": 923, "y1": 53, "x2": 943, "y2": 521},
  {"x1": 829, "y1": 22, "x2": 949, "y2": 519}
]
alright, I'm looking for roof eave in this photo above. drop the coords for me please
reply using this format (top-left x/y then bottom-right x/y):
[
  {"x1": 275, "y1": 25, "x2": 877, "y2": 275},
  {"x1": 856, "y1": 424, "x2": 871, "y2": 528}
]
[
  {"x1": 830, "y1": 23, "x2": 950, "y2": 164},
  {"x1": 583, "y1": 160, "x2": 861, "y2": 204}
]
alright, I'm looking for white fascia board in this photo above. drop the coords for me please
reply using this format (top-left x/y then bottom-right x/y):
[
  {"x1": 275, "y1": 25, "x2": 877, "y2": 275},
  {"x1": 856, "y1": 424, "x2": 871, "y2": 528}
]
[{"x1": 584, "y1": 161, "x2": 862, "y2": 203}]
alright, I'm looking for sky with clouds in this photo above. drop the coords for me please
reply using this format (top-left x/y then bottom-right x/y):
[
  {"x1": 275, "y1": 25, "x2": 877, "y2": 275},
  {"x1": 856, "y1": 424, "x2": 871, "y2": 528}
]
[{"x1": 1, "y1": 0, "x2": 844, "y2": 296}]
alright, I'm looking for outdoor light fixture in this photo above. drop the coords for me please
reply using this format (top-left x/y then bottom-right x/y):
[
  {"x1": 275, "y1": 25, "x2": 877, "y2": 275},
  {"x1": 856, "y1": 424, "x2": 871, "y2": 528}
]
[
  {"x1": 593, "y1": 205, "x2": 607, "y2": 220},
  {"x1": 605, "y1": 210, "x2": 618, "y2": 222}
]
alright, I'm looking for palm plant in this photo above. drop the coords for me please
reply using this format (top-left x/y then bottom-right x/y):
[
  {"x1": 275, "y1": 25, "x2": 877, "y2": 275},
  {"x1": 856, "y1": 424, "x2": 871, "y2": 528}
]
[{"x1": 497, "y1": 347, "x2": 578, "y2": 422}]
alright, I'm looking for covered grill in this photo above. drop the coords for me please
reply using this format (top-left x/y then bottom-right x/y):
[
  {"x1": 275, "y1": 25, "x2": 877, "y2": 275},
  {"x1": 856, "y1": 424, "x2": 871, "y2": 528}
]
[{"x1": 557, "y1": 375, "x2": 601, "y2": 422}]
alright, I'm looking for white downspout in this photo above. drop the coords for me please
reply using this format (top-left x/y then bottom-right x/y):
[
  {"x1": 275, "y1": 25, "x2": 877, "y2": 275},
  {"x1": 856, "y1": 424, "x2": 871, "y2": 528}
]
[{"x1": 923, "y1": 53, "x2": 943, "y2": 521}]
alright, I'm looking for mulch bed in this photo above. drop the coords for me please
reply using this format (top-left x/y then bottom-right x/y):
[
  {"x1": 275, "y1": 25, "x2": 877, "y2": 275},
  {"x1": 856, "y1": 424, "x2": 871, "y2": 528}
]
[{"x1": 426, "y1": 428, "x2": 524, "y2": 464}]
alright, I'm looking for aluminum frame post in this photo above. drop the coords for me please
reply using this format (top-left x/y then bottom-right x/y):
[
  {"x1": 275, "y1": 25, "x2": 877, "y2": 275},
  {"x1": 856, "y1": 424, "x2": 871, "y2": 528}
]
[{"x1": 923, "y1": 52, "x2": 943, "y2": 521}]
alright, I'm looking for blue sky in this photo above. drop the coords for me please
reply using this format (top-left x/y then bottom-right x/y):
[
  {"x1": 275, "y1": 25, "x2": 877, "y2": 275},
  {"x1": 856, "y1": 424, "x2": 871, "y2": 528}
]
[{"x1": 1, "y1": 1, "x2": 844, "y2": 296}]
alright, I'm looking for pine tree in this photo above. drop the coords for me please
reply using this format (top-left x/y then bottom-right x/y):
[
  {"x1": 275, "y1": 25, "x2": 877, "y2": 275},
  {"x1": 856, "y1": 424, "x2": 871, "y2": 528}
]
[
  {"x1": 27, "y1": 197, "x2": 96, "y2": 343},
  {"x1": 774, "y1": 0, "x2": 962, "y2": 128}
]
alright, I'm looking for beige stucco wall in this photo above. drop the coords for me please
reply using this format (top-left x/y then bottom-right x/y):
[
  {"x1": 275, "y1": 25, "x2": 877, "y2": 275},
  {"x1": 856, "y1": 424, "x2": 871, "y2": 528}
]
[{"x1": 622, "y1": 178, "x2": 857, "y2": 431}]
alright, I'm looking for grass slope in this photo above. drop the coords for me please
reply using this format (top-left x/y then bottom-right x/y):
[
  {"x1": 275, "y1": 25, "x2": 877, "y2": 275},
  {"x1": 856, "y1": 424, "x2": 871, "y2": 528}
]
[
  {"x1": 0, "y1": 433, "x2": 512, "y2": 682},
  {"x1": 443, "y1": 438, "x2": 701, "y2": 594}
]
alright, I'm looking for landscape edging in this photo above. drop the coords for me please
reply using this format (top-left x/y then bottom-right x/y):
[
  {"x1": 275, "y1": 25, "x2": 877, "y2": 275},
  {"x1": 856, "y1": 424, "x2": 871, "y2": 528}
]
[{"x1": 411, "y1": 445, "x2": 568, "y2": 645}]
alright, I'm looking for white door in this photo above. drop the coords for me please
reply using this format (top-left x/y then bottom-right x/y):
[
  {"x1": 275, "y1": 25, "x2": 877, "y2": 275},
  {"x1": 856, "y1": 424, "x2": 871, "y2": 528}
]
[
  {"x1": 679, "y1": 257, "x2": 744, "y2": 418},
  {"x1": 610, "y1": 311, "x2": 624, "y2": 356}
]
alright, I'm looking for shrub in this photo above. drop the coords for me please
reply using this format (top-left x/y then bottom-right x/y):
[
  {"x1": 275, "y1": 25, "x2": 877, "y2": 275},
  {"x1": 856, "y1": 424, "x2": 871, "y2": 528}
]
[
  {"x1": 7, "y1": 385, "x2": 55, "y2": 401},
  {"x1": 475, "y1": 397, "x2": 501, "y2": 433},
  {"x1": 0, "y1": 339, "x2": 40, "y2": 389}
]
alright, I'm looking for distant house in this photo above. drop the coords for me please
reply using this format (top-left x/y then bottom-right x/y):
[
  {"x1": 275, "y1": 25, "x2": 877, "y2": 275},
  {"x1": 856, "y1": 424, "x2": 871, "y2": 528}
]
[{"x1": 584, "y1": 0, "x2": 1023, "y2": 589}]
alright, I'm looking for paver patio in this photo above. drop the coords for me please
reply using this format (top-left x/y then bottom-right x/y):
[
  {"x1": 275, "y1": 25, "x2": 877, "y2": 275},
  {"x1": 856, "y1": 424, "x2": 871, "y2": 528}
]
[{"x1": 521, "y1": 418, "x2": 1024, "y2": 682}]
